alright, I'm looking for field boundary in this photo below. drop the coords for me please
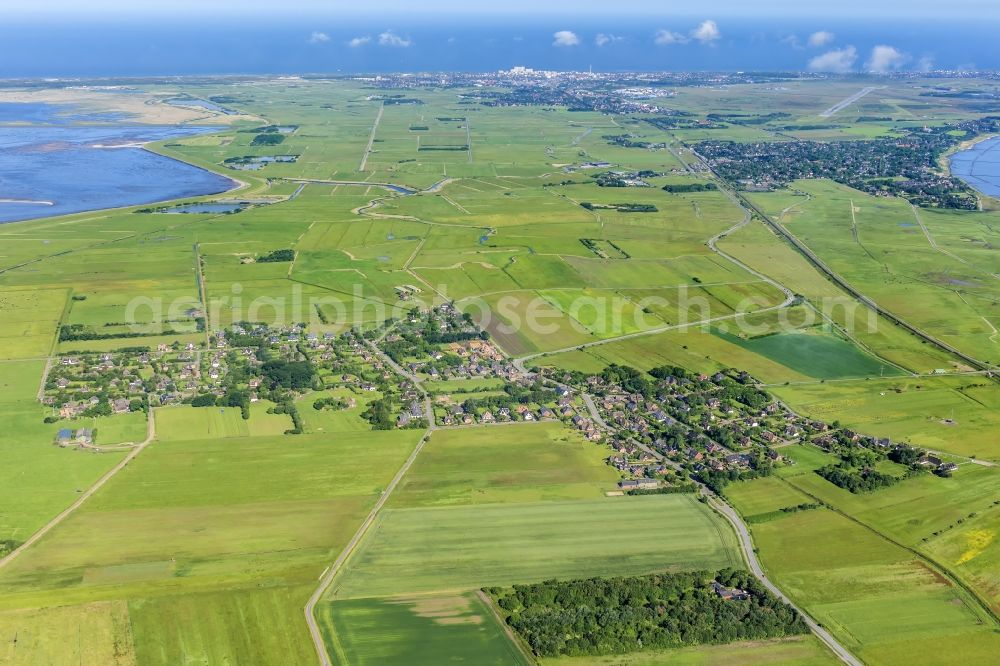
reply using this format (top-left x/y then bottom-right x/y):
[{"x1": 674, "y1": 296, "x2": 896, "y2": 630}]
[
  {"x1": 475, "y1": 589, "x2": 537, "y2": 665},
  {"x1": 304, "y1": 429, "x2": 432, "y2": 666},
  {"x1": 779, "y1": 474, "x2": 1000, "y2": 629},
  {"x1": 0, "y1": 409, "x2": 155, "y2": 572}
]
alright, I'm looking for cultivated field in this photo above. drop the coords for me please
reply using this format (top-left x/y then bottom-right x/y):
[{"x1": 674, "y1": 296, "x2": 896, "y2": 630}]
[{"x1": 2, "y1": 76, "x2": 999, "y2": 664}]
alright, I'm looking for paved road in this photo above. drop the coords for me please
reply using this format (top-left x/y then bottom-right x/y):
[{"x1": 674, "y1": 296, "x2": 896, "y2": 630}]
[
  {"x1": 511, "y1": 200, "x2": 797, "y2": 375},
  {"x1": 305, "y1": 337, "x2": 437, "y2": 665},
  {"x1": 304, "y1": 430, "x2": 431, "y2": 666},
  {"x1": 0, "y1": 410, "x2": 156, "y2": 572},
  {"x1": 361, "y1": 338, "x2": 435, "y2": 426},
  {"x1": 708, "y1": 496, "x2": 863, "y2": 666},
  {"x1": 582, "y1": 392, "x2": 862, "y2": 666},
  {"x1": 358, "y1": 101, "x2": 384, "y2": 171}
]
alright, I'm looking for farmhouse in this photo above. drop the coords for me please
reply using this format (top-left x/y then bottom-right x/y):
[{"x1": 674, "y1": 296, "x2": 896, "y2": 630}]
[
  {"x1": 712, "y1": 582, "x2": 749, "y2": 601},
  {"x1": 917, "y1": 454, "x2": 943, "y2": 467},
  {"x1": 618, "y1": 478, "x2": 658, "y2": 491}
]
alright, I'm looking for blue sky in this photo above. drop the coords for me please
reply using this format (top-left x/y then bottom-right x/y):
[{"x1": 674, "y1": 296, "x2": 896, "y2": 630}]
[
  {"x1": 6, "y1": 0, "x2": 998, "y2": 18},
  {"x1": 1, "y1": 2, "x2": 995, "y2": 76}
]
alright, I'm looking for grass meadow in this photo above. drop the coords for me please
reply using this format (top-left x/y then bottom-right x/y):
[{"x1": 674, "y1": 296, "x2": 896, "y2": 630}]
[
  {"x1": 328, "y1": 495, "x2": 741, "y2": 600},
  {"x1": 318, "y1": 593, "x2": 531, "y2": 666},
  {"x1": 1, "y1": 78, "x2": 998, "y2": 664},
  {"x1": 389, "y1": 422, "x2": 621, "y2": 507},
  {"x1": 542, "y1": 636, "x2": 839, "y2": 666}
]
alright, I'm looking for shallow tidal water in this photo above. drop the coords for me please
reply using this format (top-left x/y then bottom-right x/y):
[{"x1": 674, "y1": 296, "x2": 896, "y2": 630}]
[
  {"x1": 950, "y1": 136, "x2": 1000, "y2": 198},
  {"x1": 0, "y1": 103, "x2": 234, "y2": 223}
]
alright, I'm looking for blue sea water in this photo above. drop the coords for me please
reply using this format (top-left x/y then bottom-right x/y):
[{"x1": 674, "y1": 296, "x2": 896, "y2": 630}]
[
  {"x1": 0, "y1": 104, "x2": 235, "y2": 223},
  {"x1": 950, "y1": 137, "x2": 1000, "y2": 197},
  {"x1": 0, "y1": 17, "x2": 996, "y2": 76}
]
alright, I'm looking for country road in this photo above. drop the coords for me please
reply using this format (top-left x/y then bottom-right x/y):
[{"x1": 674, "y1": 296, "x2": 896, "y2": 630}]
[
  {"x1": 304, "y1": 430, "x2": 432, "y2": 666},
  {"x1": 512, "y1": 300, "x2": 794, "y2": 374},
  {"x1": 511, "y1": 201, "x2": 797, "y2": 374},
  {"x1": 305, "y1": 339, "x2": 437, "y2": 665},
  {"x1": 0, "y1": 409, "x2": 156, "y2": 572},
  {"x1": 707, "y1": 496, "x2": 863, "y2": 666},
  {"x1": 358, "y1": 101, "x2": 384, "y2": 171},
  {"x1": 581, "y1": 391, "x2": 862, "y2": 666}
]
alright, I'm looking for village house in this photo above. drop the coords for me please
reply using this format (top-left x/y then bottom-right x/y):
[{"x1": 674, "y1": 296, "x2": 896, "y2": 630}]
[
  {"x1": 712, "y1": 582, "x2": 749, "y2": 601},
  {"x1": 618, "y1": 478, "x2": 658, "y2": 491}
]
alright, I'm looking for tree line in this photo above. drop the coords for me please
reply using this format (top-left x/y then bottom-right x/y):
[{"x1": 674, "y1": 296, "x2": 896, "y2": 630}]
[{"x1": 487, "y1": 569, "x2": 807, "y2": 658}]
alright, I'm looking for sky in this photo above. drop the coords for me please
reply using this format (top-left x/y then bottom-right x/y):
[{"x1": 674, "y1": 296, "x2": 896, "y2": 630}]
[
  {"x1": 5, "y1": 0, "x2": 999, "y2": 19},
  {"x1": 1, "y1": 2, "x2": 997, "y2": 76}
]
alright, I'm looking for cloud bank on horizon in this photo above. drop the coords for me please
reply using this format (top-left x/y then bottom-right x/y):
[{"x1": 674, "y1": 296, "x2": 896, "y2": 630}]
[
  {"x1": 316, "y1": 21, "x2": 933, "y2": 73},
  {"x1": 553, "y1": 30, "x2": 581, "y2": 47},
  {"x1": 342, "y1": 30, "x2": 412, "y2": 48},
  {"x1": 651, "y1": 20, "x2": 722, "y2": 46},
  {"x1": 9, "y1": 0, "x2": 997, "y2": 19},
  {"x1": 804, "y1": 42, "x2": 917, "y2": 73},
  {"x1": 808, "y1": 30, "x2": 835, "y2": 47}
]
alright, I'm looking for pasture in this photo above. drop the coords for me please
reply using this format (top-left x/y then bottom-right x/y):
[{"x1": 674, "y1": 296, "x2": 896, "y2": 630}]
[
  {"x1": 542, "y1": 636, "x2": 839, "y2": 666},
  {"x1": 1, "y1": 77, "x2": 999, "y2": 665},
  {"x1": 924, "y1": 506, "x2": 1000, "y2": 614},
  {"x1": 749, "y1": 508, "x2": 1000, "y2": 665},
  {"x1": 0, "y1": 430, "x2": 421, "y2": 664},
  {"x1": 389, "y1": 422, "x2": 621, "y2": 507},
  {"x1": 328, "y1": 495, "x2": 742, "y2": 600},
  {"x1": 319, "y1": 593, "x2": 530, "y2": 666}
]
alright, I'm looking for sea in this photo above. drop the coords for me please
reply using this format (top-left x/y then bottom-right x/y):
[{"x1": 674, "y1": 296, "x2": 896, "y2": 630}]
[
  {"x1": 0, "y1": 103, "x2": 234, "y2": 223},
  {"x1": 0, "y1": 17, "x2": 996, "y2": 76},
  {"x1": 950, "y1": 137, "x2": 1000, "y2": 197}
]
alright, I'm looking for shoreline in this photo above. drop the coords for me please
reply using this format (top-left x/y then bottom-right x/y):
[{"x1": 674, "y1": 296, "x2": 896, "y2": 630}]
[
  {"x1": 941, "y1": 132, "x2": 998, "y2": 177},
  {"x1": 948, "y1": 134, "x2": 1000, "y2": 200},
  {"x1": 0, "y1": 127, "x2": 245, "y2": 224}
]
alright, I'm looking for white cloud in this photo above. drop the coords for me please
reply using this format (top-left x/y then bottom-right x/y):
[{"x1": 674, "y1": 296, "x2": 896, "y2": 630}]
[
  {"x1": 595, "y1": 33, "x2": 623, "y2": 47},
  {"x1": 808, "y1": 31, "x2": 835, "y2": 48},
  {"x1": 378, "y1": 31, "x2": 412, "y2": 48},
  {"x1": 347, "y1": 35, "x2": 371, "y2": 47},
  {"x1": 781, "y1": 34, "x2": 803, "y2": 50},
  {"x1": 916, "y1": 55, "x2": 935, "y2": 73},
  {"x1": 867, "y1": 45, "x2": 909, "y2": 72},
  {"x1": 807, "y1": 46, "x2": 858, "y2": 73},
  {"x1": 654, "y1": 29, "x2": 688, "y2": 46},
  {"x1": 692, "y1": 19, "x2": 721, "y2": 45},
  {"x1": 308, "y1": 31, "x2": 330, "y2": 44},
  {"x1": 553, "y1": 30, "x2": 581, "y2": 47}
]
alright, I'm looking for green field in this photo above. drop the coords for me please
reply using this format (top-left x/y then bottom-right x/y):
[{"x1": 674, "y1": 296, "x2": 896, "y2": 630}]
[
  {"x1": 713, "y1": 328, "x2": 902, "y2": 379},
  {"x1": 389, "y1": 422, "x2": 621, "y2": 507},
  {"x1": 924, "y1": 506, "x2": 1000, "y2": 615},
  {"x1": 749, "y1": 508, "x2": 1000, "y2": 665},
  {"x1": 329, "y1": 495, "x2": 742, "y2": 600},
  {"x1": 318, "y1": 593, "x2": 531, "y2": 666},
  {"x1": 542, "y1": 636, "x2": 839, "y2": 666},
  {"x1": 2, "y1": 76, "x2": 1000, "y2": 665},
  {"x1": 0, "y1": 430, "x2": 421, "y2": 664}
]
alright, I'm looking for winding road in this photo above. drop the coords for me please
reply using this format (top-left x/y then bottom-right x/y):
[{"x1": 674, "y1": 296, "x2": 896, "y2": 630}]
[{"x1": 580, "y1": 391, "x2": 861, "y2": 666}]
